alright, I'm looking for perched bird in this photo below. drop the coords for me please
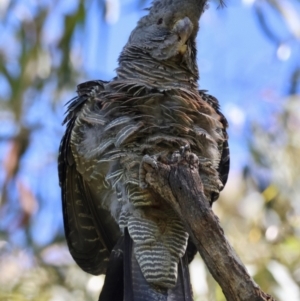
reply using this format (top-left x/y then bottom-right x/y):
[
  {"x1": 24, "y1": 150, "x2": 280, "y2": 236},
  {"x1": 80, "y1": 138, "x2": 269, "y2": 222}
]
[{"x1": 58, "y1": 0, "x2": 229, "y2": 300}]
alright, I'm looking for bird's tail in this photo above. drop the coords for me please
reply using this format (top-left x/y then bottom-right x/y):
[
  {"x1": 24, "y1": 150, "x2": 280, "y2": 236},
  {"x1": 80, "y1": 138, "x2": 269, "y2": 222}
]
[{"x1": 99, "y1": 228, "x2": 193, "y2": 301}]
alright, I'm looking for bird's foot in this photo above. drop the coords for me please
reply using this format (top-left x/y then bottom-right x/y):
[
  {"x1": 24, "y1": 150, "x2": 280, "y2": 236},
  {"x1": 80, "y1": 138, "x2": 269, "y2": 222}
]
[{"x1": 170, "y1": 144, "x2": 199, "y2": 171}]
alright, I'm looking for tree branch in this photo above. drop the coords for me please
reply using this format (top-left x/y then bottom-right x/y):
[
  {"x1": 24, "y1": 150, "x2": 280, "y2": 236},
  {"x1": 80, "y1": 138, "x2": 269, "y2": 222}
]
[{"x1": 142, "y1": 151, "x2": 276, "y2": 301}]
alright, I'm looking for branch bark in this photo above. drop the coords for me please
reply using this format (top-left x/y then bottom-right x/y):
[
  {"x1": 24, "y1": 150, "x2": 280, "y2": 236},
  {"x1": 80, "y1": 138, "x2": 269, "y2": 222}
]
[{"x1": 142, "y1": 151, "x2": 276, "y2": 301}]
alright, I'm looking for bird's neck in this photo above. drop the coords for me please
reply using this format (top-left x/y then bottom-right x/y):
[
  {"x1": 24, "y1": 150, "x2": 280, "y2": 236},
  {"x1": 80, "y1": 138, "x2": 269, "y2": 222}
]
[{"x1": 115, "y1": 45, "x2": 199, "y2": 92}]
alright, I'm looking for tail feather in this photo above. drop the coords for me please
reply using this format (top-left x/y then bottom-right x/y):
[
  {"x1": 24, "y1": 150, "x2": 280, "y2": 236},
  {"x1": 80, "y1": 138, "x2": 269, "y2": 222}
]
[
  {"x1": 98, "y1": 237, "x2": 124, "y2": 301},
  {"x1": 124, "y1": 227, "x2": 134, "y2": 301},
  {"x1": 130, "y1": 247, "x2": 168, "y2": 301},
  {"x1": 167, "y1": 253, "x2": 193, "y2": 301},
  {"x1": 100, "y1": 227, "x2": 194, "y2": 301}
]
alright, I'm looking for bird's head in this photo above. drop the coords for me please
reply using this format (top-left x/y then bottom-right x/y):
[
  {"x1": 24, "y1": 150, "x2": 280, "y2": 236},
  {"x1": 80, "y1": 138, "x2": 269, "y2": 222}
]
[
  {"x1": 124, "y1": 0, "x2": 212, "y2": 62},
  {"x1": 128, "y1": 0, "x2": 207, "y2": 60},
  {"x1": 117, "y1": 0, "x2": 224, "y2": 87}
]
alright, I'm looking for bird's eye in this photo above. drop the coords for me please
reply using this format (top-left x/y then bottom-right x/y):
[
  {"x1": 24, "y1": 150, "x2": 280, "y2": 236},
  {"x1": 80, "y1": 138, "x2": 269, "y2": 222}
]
[{"x1": 157, "y1": 18, "x2": 163, "y2": 25}]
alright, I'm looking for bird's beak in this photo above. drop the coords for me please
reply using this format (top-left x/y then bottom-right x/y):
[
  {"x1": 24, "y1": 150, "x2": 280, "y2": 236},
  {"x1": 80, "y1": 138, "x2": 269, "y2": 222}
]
[{"x1": 173, "y1": 17, "x2": 194, "y2": 55}]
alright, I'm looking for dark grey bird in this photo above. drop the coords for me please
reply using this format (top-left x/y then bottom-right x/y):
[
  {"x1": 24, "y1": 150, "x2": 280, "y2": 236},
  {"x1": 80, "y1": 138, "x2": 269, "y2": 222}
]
[{"x1": 58, "y1": 0, "x2": 229, "y2": 300}]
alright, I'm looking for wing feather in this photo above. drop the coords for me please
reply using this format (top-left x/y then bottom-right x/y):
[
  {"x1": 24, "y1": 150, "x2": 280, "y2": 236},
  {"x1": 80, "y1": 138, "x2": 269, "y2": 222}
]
[
  {"x1": 199, "y1": 90, "x2": 230, "y2": 189},
  {"x1": 58, "y1": 80, "x2": 120, "y2": 275}
]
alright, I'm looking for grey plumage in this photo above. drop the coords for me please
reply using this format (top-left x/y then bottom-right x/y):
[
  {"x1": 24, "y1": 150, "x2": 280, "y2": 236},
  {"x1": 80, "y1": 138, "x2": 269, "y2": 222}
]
[{"x1": 58, "y1": 0, "x2": 229, "y2": 299}]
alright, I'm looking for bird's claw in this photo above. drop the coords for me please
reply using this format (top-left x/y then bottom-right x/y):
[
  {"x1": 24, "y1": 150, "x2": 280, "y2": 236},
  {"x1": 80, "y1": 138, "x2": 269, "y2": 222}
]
[
  {"x1": 172, "y1": 144, "x2": 199, "y2": 169},
  {"x1": 179, "y1": 144, "x2": 191, "y2": 156}
]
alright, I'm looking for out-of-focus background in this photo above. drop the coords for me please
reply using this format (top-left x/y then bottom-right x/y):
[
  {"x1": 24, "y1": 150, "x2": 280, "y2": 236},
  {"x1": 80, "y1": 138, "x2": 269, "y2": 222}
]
[{"x1": 0, "y1": 0, "x2": 300, "y2": 300}]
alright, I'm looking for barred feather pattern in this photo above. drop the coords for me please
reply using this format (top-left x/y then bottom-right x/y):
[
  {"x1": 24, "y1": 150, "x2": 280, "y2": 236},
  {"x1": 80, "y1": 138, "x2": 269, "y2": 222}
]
[{"x1": 129, "y1": 209, "x2": 188, "y2": 287}]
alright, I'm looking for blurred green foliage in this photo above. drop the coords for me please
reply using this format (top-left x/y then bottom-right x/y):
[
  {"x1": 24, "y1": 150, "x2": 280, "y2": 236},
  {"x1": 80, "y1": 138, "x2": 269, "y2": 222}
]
[{"x1": 0, "y1": 0, "x2": 300, "y2": 300}]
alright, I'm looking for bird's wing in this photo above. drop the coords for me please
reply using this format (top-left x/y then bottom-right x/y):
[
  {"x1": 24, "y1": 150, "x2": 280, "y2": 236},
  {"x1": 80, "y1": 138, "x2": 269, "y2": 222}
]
[
  {"x1": 58, "y1": 80, "x2": 121, "y2": 275},
  {"x1": 199, "y1": 90, "x2": 230, "y2": 192}
]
